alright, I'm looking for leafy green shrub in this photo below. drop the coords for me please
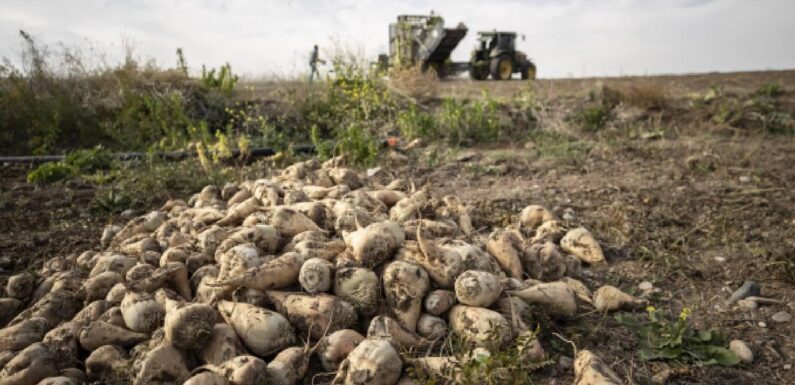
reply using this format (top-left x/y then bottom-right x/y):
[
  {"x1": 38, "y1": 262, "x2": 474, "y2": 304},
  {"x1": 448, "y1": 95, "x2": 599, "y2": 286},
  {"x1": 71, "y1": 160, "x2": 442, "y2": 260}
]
[
  {"x1": 436, "y1": 95, "x2": 504, "y2": 145},
  {"x1": 397, "y1": 102, "x2": 437, "y2": 139},
  {"x1": 200, "y1": 63, "x2": 239, "y2": 96},
  {"x1": 0, "y1": 32, "x2": 239, "y2": 155},
  {"x1": 527, "y1": 130, "x2": 590, "y2": 163},
  {"x1": 26, "y1": 162, "x2": 75, "y2": 184},
  {"x1": 312, "y1": 123, "x2": 380, "y2": 166},
  {"x1": 712, "y1": 94, "x2": 793, "y2": 134},
  {"x1": 615, "y1": 306, "x2": 739, "y2": 366},
  {"x1": 64, "y1": 146, "x2": 112, "y2": 172},
  {"x1": 303, "y1": 49, "x2": 395, "y2": 165},
  {"x1": 571, "y1": 105, "x2": 609, "y2": 131},
  {"x1": 755, "y1": 83, "x2": 784, "y2": 98}
]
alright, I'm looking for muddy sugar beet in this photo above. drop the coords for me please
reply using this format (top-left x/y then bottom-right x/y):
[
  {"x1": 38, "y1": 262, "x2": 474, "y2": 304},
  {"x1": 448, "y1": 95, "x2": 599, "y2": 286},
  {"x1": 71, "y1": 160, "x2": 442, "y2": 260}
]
[{"x1": 0, "y1": 158, "x2": 619, "y2": 385}]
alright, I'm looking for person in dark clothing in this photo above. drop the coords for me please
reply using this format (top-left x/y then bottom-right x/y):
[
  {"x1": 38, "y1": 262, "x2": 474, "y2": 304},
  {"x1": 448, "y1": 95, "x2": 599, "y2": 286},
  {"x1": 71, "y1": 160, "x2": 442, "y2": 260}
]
[{"x1": 309, "y1": 45, "x2": 325, "y2": 83}]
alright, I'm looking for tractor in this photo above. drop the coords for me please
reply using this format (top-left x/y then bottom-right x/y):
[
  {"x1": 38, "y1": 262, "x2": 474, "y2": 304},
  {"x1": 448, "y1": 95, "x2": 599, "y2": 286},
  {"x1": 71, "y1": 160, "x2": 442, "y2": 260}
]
[
  {"x1": 378, "y1": 13, "x2": 537, "y2": 80},
  {"x1": 468, "y1": 31, "x2": 536, "y2": 80}
]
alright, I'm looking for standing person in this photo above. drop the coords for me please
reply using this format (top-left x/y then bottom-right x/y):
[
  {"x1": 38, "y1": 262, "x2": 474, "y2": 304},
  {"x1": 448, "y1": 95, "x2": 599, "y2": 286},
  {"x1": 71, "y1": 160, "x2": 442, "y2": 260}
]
[{"x1": 308, "y1": 44, "x2": 325, "y2": 83}]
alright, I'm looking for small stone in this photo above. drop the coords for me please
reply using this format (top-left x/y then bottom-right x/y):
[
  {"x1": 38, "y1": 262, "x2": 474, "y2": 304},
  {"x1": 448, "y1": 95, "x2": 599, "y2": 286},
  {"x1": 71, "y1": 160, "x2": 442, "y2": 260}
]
[
  {"x1": 365, "y1": 167, "x2": 382, "y2": 178},
  {"x1": 119, "y1": 209, "x2": 137, "y2": 220},
  {"x1": 730, "y1": 281, "x2": 761, "y2": 302},
  {"x1": 739, "y1": 176, "x2": 751, "y2": 183},
  {"x1": 737, "y1": 299, "x2": 759, "y2": 311},
  {"x1": 651, "y1": 366, "x2": 671, "y2": 384},
  {"x1": 758, "y1": 321, "x2": 767, "y2": 328},
  {"x1": 639, "y1": 281, "x2": 654, "y2": 291},
  {"x1": 558, "y1": 356, "x2": 573, "y2": 370},
  {"x1": 730, "y1": 340, "x2": 754, "y2": 364},
  {"x1": 455, "y1": 151, "x2": 478, "y2": 162},
  {"x1": 562, "y1": 208, "x2": 576, "y2": 221},
  {"x1": 713, "y1": 256, "x2": 727, "y2": 263},
  {"x1": 771, "y1": 311, "x2": 792, "y2": 323},
  {"x1": 784, "y1": 364, "x2": 792, "y2": 370}
]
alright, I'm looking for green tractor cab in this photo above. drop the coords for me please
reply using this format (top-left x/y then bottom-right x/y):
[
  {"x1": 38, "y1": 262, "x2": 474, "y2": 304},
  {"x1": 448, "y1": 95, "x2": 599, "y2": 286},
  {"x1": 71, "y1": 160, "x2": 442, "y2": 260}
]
[{"x1": 469, "y1": 31, "x2": 536, "y2": 80}]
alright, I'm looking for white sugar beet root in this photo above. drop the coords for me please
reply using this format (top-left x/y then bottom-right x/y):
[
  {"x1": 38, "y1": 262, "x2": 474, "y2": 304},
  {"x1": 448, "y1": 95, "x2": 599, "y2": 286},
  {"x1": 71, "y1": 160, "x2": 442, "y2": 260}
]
[
  {"x1": 423, "y1": 290, "x2": 456, "y2": 316},
  {"x1": 382, "y1": 260, "x2": 430, "y2": 332},
  {"x1": 120, "y1": 291, "x2": 165, "y2": 333},
  {"x1": 199, "y1": 323, "x2": 248, "y2": 366},
  {"x1": 204, "y1": 355, "x2": 269, "y2": 385},
  {"x1": 266, "y1": 291, "x2": 358, "y2": 339},
  {"x1": 454, "y1": 270, "x2": 502, "y2": 308},
  {"x1": 184, "y1": 371, "x2": 230, "y2": 385},
  {"x1": 485, "y1": 230, "x2": 524, "y2": 280},
  {"x1": 78, "y1": 321, "x2": 148, "y2": 351},
  {"x1": 333, "y1": 267, "x2": 380, "y2": 316},
  {"x1": 85, "y1": 344, "x2": 129, "y2": 381},
  {"x1": 316, "y1": 329, "x2": 366, "y2": 371},
  {"x1": 0, "y1": 317, "x2": 50, "y2": 351},
  {"x1": 560, "y1": 227, "x2": 604, "y2": 264},
  {"x1": 573, "y1": 350, "x2": 622, "y2": 385},
  {"x1": 164, "y1": 303, "x2": 217, "y2": 349},
  {"x1": 133, "y1": 342, "x2": 191, "y2": 385},
  {"x1": 518, "y1": 205, "x2": 555, "y2": 230},
  {"x1": 345, "y1": 221, "x2": 405, "y2": 267},
  {"x1": 416, "y1": 314, "x2": 447, "y2": 339},
  {"x1": 0, "y1": 342, "x2": 58, "y2": 385},
  {"x1": 210, "y1": 252, "x2": 304, "y2": 291},
  {"x1": 593, "y1": 285, "x2": 647, "y2": 312},
  {"x1": 6, "y1": 273, "x2": 35, "y2": 300},
  {"x1": 448, "y1": 305, "x2": 511, "y2": 348},
  {"x1": 299, "y1": 258, "x2": 334, "y2": 294},
  {"x1": 366, "y1": 315, "x2": 430, "y2": 350},
  {"x1": 265, "y1": 346, "x2": 310, "y2": 385},
  {"x1": 217, "y1": 301, "x2": 296, "y2": 357},
  {"x1": 508, "y1": 281, "x2": 578, "y2": 318},
  {"x1": 332, "y1": 338, "x2": 402, "y2": 385}
]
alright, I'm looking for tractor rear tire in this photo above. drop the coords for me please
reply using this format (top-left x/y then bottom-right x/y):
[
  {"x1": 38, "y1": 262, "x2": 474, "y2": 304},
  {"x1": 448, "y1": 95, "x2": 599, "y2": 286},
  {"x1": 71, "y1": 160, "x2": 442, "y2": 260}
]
[
  {"x1": 490, "y1": 55, "x2": 513, "y2": 80},
  {"x1": 521, "y1": 63, "x2": 537, "y2": 80}
]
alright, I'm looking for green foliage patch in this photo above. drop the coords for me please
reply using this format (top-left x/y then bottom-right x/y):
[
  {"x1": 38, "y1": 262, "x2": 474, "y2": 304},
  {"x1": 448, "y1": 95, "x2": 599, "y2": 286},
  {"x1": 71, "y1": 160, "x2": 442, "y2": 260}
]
[{"x1": 615, "y1": 307, "x2": 740, "y2": 366}]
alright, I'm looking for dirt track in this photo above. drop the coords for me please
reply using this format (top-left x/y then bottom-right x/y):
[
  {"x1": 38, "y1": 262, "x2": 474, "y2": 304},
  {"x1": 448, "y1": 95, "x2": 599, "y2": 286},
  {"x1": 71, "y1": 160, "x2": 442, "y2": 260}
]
[{"x1": 1, "y1": 70, "x2": 794, "y2": 384}]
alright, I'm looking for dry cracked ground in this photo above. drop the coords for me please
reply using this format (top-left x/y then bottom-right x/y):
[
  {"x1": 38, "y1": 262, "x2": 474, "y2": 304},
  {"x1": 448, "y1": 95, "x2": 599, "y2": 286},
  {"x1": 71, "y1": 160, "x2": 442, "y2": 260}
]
[{"x1": 1, "y1": 70, "x2": 794, "y2": 384}]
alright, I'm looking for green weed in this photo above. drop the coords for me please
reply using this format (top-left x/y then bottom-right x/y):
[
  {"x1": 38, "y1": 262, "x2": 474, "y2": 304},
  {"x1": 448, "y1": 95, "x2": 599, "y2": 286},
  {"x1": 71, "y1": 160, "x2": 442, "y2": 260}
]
[
  {"x1": 397, "y1": 102, "x2": 437, "y2": 139},
  {"x1": 436, "y1": 94, "x2": 505, "y2": 145},
  {"x1": 64, "y1": 146, "x2": 112, "y2": 172},
  {"x1": 26, "y1": 162, "x2": 75, "y2": 184},
  {"x1": 526, "y1": 130, "x2": 590, "y2": 164},
  {"x1": 27, "y1": 145, "x2": 113, "y2": 184},
  {"x1": 571, "y1": 105, "x2": 609, "y2": 131},
  {"x1": 410, "y1": 329, "x2": 553, "y2": 385},
  {"x1": 754, "y1": 83, "x2": 784, "y2": 98},
  {"x1": 200, "y1": 63, "x2": 239, "y2": 96},
  {"x1": 615, "y1": 307, "x2": 739, "y2": 366}
]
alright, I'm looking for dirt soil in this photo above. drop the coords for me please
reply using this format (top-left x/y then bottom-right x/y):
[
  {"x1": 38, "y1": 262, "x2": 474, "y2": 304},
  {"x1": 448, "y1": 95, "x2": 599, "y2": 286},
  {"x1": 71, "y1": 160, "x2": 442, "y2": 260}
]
[{"x1": 1, "y1": 70, "x2": 794, "y2": 384}]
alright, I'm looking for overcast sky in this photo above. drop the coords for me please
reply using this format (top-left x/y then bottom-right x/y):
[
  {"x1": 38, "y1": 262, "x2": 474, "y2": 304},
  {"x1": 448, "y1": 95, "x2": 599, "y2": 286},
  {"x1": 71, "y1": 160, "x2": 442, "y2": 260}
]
[{"x1": 1, "y1": 0, "x2": 793, "y2": 78}]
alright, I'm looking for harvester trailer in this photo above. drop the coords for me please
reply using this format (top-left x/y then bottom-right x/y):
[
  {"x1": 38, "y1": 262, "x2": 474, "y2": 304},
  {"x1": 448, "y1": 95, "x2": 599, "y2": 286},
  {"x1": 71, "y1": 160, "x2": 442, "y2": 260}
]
[{"x1": 381, "y1": 13, "x2": 536, "y2": 80}]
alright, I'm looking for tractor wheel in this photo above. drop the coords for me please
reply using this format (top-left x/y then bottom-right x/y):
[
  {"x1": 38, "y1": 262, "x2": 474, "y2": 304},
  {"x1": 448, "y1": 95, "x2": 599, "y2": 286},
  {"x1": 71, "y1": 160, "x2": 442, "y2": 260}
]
[
  {"x1": 490, "y1": 55, "x2": 513, "y2": 80},
  {"x1": 521, "y1": 63, "x2": 537, "y2": 80},
  {"x1": 469, "y1": 65, "x2": 488, "y2": 80},
  {"x1": 434, "y1": 64, "x2": 448, "y2": 79}
]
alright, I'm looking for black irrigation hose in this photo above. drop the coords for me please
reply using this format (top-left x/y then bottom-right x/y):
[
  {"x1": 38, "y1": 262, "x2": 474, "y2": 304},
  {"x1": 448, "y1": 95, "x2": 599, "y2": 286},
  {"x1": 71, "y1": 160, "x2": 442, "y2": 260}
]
[{"x1": 0, "y1": 145, "x2": 317, "y2": 164}]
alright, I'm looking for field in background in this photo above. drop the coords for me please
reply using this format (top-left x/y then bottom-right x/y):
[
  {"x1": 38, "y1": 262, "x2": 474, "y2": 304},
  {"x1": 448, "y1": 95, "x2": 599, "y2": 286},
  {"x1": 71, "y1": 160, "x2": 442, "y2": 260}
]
[{"x1": 1, "y1": 68, "x2": 794, "y2": 384}]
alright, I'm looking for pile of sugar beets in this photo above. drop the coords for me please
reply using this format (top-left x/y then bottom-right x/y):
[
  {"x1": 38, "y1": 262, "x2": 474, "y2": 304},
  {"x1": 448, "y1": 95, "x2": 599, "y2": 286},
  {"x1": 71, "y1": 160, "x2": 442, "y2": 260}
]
[{"x1": 0, "y1": 157, "x2": 649, "y2": 385}]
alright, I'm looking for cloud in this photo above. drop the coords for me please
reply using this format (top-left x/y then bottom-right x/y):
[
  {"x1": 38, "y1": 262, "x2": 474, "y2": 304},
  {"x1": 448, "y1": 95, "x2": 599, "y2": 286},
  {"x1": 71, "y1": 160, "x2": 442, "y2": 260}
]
[{"x1": 0, "y1": 0, "x2": 793, "y2": 78}]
